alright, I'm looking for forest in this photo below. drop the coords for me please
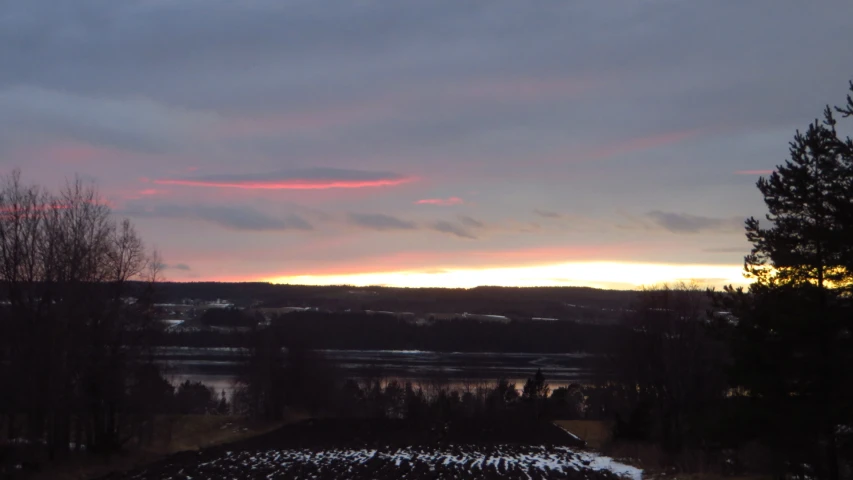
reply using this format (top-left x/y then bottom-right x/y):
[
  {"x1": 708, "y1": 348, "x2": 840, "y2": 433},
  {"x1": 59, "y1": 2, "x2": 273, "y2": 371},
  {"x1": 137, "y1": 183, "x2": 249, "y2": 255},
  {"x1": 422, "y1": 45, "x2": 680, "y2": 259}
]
[{"x1": 155, "y1": 309, "x2": 626, "y2": 353}]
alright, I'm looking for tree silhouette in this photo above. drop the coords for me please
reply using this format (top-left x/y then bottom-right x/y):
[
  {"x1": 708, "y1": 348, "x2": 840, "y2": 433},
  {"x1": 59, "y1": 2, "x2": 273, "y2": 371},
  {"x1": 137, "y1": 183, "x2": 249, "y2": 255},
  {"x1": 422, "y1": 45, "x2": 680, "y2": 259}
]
[
  {"x1": 0, "y1": 170, "x2": 161, "y2": 457},
  {"x1": 745, "y1": 107, "x2": 852, "y2": 289},
  {"x1": 726, "y1": 82, "x2": 853, "y2": 480},
  {"x1": 525, "y1": 369, "x2": 550, "y2": 400}
]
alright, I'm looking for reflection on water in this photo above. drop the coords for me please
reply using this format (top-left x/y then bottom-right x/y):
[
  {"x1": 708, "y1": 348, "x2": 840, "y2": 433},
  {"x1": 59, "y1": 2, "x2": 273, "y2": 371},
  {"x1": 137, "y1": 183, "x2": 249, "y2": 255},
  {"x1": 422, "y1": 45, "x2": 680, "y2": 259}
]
[{"x1": 154, "y1": 348, "x2": 604, "y2": 397}]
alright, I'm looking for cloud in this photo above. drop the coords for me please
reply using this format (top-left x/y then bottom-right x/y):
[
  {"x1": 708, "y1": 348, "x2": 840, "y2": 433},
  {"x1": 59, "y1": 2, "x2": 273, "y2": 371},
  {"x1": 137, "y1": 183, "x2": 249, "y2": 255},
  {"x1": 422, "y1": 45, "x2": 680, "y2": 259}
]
[
  {"x1": 416, "y1": 197, "x2": 463, "y2": 206},
  {"x1": 583, "y1": 129, "x2": 702, "y2": 161},
  {"x1": 430, "y1": 220, "x2": 477, "y2": 239},
  {"x1": 458, "y1": 215, "x2": 485, "y2": 229},
  {"x1": 165, "y1": 263, "x2": 192, "y2": 271},
  {"x1": 647, "y1": 211, "x2": 743, "y2": 234},
  {"x1": 220, "y1": 100, "x2": 400, "y2": 137},
  {"x1": 534, "y1": 209, "x2": 561, "y2": 219},
  {"x1": 0, "y1": 87, "x2": 215, "y2": 154},
  {"x1": 155, "y1": 167, "x2": 414, "y2": 190},
  {"x1": 703, "y1": 247, "x2": 747, "y2": 253},
  {"x1": 121, "y1": 203, "x2": 313, "y2": 231},
  {"x1": 454, "y1": 77, "x2": 596, "y2": 102},
  {"x1": 347, "y1": 212, "x2": 416, "y2": 231},
  {"x1": 3, "y1": 0, "x2": 853, "y2": 284}
]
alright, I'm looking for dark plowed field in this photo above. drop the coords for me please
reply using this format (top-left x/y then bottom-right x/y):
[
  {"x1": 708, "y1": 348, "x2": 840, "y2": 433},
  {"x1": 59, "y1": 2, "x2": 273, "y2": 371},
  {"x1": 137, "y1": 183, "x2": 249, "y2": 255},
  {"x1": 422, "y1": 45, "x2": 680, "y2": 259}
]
[{"x1": 99, "y1": 419, "x2": 642, "y2": 480}]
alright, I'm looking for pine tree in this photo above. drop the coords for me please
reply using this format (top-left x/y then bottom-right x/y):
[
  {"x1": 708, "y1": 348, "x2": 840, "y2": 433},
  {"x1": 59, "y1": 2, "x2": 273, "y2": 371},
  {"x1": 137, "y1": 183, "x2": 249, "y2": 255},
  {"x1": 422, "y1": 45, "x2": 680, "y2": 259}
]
[
  {"x1": 217, "y1": 390, "x2": 229, "y2": 415},
  {"x1": 745, "y1": 107, "x2": 852, "y2": 290},
  {"x1": 522, "y1": 369, "x2": 550, "y2": 401},
  {"x1": 728, "y1": 82, "x2": 853, "y2": 480}
]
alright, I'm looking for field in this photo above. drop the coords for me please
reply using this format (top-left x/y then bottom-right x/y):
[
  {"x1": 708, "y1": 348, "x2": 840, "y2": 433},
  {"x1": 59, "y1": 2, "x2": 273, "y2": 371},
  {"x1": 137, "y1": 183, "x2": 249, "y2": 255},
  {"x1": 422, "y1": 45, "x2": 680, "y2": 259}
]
[
  {"x1": 99, "y1": 418, "x2": 643, "y2": 480},
  {"x1": 114, "y1": 445, "x2": 641, "y2": 480}
]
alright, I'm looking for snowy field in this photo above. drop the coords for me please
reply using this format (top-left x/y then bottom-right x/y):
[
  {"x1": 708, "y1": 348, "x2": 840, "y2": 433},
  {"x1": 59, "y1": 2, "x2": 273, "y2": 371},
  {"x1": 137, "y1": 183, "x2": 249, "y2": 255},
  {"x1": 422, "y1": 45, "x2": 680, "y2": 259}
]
[{"x1": 121, "y1": 445, "x2": 642, "y2": 480}]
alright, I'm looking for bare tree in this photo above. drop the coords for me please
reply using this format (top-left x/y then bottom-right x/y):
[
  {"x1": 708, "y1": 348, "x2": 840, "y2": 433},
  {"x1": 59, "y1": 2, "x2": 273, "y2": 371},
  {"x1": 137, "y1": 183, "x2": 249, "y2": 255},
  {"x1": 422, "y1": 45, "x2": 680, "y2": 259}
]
[
  {"x1": 616, "y1": 282, "x2": 727, "y2": 455},
  {"x1": 0, "y1": 170, "x2": 160, "y2": 458}
]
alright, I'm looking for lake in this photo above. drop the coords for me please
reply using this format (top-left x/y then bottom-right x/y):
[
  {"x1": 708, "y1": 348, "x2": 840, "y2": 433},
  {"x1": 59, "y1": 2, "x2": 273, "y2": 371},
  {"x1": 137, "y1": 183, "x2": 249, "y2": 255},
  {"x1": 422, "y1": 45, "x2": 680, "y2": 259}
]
[{"x1": 153, "y1": 347, "x2": 605, "y2": 397}]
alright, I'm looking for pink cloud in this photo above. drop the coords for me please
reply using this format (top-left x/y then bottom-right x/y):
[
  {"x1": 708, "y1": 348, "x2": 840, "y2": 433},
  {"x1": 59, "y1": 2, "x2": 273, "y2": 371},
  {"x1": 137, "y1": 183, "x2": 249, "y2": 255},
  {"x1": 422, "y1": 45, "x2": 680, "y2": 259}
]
[
  {"x1": 734, "y1": 169, "x2": 774, "y2": 175},
  {"x1": 155, "y1": 177, "x2": 415, "y2": 190},
  {"x1": 154, "y1": 168, "x2": 416, "y2": 191},
  {"x1": 584, "y1": 129, "x2": 702, "y2": 161},
  {"x1": 121, "y1": 188, "x2": 167, "y2": 200},
  {"x1": 12, "y1": 142, "x2": 130, "y2": 167},
  {"x1": 416, "y1": 197, "x2": 464, "y2": 206}
]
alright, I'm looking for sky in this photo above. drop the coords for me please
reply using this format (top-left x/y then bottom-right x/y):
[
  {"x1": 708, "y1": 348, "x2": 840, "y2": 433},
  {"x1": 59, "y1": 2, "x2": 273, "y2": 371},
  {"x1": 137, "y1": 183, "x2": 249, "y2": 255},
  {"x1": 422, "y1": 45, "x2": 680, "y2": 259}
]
[{"x1": 2, "y1": 0, "x2": 852, "y2": 289}]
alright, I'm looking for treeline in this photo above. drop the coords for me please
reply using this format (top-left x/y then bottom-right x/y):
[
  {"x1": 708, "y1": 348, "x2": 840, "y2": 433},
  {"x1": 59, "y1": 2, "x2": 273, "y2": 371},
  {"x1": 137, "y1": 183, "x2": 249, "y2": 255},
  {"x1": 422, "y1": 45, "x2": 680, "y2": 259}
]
[
  {"x1": 232, "y1": 335, "x2": 584, "y2": 426},
  {"x1": 598, "y1": 82, "x2": 853, "y2": 478},
  {"x1": 156, "y1": 310, "x2": 628, "y2": 353},
  {"x1": 147, "y1": 282, "x2": 635, "y2": 322},
  {"x1": 272, "y1": 311, "x2": 625, "y2": 353},
  {"x1": 0, "y1": 172, "x2": 167, "y2": 460}
]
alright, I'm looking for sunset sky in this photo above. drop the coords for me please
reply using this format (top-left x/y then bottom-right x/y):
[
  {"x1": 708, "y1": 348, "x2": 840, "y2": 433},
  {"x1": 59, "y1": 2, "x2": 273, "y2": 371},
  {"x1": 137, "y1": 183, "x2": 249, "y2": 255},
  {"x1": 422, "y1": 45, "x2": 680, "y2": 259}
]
[{"x1": 2, "y1": 1, "x2": 852, "y2": 289}]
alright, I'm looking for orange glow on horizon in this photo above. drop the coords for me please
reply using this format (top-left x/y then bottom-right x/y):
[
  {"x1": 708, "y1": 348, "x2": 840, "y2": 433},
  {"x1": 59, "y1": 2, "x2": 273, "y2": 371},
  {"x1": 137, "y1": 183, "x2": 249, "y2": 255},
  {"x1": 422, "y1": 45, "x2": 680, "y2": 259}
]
[{"x1": 264, "y1": 261, "x2": 750, "y2": 290}]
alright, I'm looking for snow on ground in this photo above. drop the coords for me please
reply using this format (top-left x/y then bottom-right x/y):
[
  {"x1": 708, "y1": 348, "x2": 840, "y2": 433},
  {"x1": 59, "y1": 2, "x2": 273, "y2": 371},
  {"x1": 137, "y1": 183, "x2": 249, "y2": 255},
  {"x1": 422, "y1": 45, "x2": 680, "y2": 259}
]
[{"x1": 126, "y1": 445, "x2": 642, "y2": 480}]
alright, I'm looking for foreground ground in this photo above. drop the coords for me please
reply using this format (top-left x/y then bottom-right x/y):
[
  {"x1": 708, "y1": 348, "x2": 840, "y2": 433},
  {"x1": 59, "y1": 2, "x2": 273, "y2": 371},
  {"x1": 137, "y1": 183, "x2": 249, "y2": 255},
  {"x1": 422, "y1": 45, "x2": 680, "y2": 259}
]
[
  {"x1": 3, "y1": 415, "x2": 295, "y2": 480},
  {"x1": 98, "y1": 418, "x2": 642, "y2": 480}
]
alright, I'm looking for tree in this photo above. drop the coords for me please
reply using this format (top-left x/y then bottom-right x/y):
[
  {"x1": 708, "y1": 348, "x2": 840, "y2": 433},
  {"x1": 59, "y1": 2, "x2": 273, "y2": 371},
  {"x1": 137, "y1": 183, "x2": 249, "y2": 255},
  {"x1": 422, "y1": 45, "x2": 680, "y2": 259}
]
[
  {"x1": 522, "y1": 369, "x2": 550, "y2": 401},
  {"x1": 237, "y1": 327, "x2": 287, "y2": 420},
  {"x1": 404, "y1": 382, "x2": 428, "y2": 422},
  {"x1": 522, "y1": 369, "x2": 550, "y2": 419},
  {"x1": 549, "y1": 384, "x2": 585, "y2": 420},
  {"x1": 216, "y1": 390, "x2": 229, "y2": 415},
  {"x1": 175, "y1": 381, "x2": 216, "y2": 414},
  {"x1": 725, "y1": 82, "x2": 853, "y2": 479},
  {"x1": 744, "y1": 110, "x2": 852, "y2": 290},
  {"x1": 0, "y1": 170, "x2": 161, "y2": 457},
  {"x1": 617, "y1": 283, "x2": 727, "y2": 453}
]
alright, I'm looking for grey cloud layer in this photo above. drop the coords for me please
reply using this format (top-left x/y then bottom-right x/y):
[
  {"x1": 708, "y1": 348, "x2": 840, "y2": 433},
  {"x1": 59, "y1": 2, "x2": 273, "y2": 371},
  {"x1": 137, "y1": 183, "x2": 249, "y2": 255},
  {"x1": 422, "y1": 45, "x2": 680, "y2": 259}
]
[
  {"x1": 348, "y1": 213, "x2": 485, "y2": 240},
  {"x1": 459, "y1": 216, "x2": 485, "y2": 229},
  {"x1": 4, "y1": 1, "x2": 850, "y2": 146},
  {"x1": 0, "y1": 87, "x2": 215, "y2": 154},
  {"x1": 430, "y1": 220, "x2": 476, "y2": 239},
  {"x1": 534, "y1": 210, "x2": 561, "y2": 219},
  {"x1": 347, "y1": 213, "x2": 416, "y2": 231},
  {"x1": 165, "y1": 263, "x2": 192, "y2": 271},
  {"x1": 121, "y1": 203, "x2": 312, "y2": 231},
  {"x1": 647, "y1": 211, "x2": 743, "y2": 234},
  {"x1": 3, "y1": 0, "x2": 853, "y2": 279}
]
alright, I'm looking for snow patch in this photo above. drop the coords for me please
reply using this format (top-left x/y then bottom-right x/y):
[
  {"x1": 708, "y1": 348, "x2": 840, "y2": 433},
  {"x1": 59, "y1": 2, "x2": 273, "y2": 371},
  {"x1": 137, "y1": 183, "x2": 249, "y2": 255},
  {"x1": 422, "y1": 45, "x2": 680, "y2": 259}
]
[{"x1": 128, "y1": 445, "x2": 642, "y2": 479}]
